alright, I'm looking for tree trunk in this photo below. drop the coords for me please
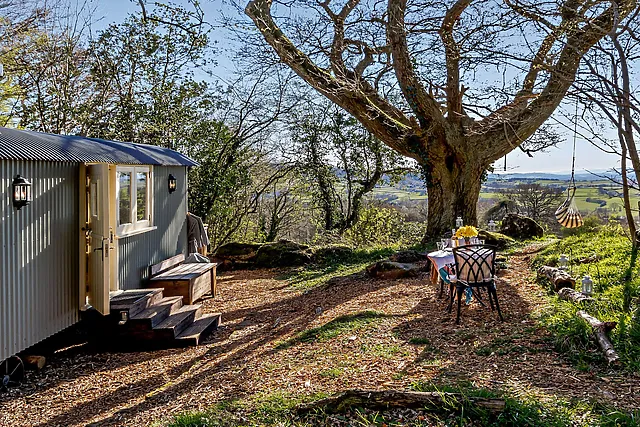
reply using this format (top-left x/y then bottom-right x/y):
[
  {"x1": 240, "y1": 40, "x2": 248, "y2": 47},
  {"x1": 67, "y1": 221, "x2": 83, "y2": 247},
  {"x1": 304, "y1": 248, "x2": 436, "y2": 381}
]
[{"x1": 422, "y1": 150, "x2": 484, "y2": 242}]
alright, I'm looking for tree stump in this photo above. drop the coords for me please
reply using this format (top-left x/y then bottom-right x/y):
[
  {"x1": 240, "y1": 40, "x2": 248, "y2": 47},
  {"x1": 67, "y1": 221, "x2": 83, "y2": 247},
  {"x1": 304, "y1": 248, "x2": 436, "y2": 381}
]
[
  {"x1": 537, "y1": 266, "x2": 576, "y2": 291},
  {"x1": 577, "y1": 310, "x2": 619, "y2": 364},
  {"x1": 296, "y1": 389, "x2": 505, "y2": 414}
]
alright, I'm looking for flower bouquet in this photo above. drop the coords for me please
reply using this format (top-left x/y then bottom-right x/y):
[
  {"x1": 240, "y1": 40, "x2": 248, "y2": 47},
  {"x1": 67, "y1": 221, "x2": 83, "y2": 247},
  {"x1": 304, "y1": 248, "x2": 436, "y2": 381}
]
[{"x1": 455, "y1": 225, "x2": 478, "y2": 245}]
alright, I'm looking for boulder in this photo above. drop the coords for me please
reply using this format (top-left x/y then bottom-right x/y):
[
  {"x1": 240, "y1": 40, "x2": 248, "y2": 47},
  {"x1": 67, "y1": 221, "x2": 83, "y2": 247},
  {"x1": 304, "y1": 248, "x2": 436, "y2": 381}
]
[
  {"x1": 389, "y1": 250, "x2": 426, "y2": 263},
  {"x1": 254, "y1": 239, "x2": 314, "y2": 267},
  {"x1": 315, "y1": 244, "x2": 354, "y2": 262},
  {"x1": 366, "y1": 261, "x2": 421, "y2": 280},
  {"x1": 216, "y1": 242, "x2": 264, "y2": 259},
  {"x1": 477, "y1": 229, "x2": 515, "y2": 249},
  {"x1": 499, "y1": 214, "x2": 544, "y2": 240}
]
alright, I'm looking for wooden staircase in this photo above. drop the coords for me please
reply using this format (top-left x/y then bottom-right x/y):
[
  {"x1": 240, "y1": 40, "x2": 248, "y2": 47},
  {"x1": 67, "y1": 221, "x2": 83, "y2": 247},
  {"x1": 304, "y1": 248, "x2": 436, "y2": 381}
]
[{"x1": 106, "y1": 288, "x2": 221, "y2": 347}]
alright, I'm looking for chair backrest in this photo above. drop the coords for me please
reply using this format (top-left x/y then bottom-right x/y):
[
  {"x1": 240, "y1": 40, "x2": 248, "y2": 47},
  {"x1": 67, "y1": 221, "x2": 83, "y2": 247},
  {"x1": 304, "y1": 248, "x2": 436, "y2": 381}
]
[{"x1": 452, "y1": 244, "x2": 497, "y2": 284}]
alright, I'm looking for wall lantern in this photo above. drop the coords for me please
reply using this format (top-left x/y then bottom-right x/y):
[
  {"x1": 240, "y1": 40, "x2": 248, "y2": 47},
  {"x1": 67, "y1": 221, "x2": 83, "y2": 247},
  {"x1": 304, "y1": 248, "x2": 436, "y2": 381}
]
[
  {"x1": 455, "y1": 216, "x2": 464, "y2": 229},
  {"x1": 168, "y1": 174, "x2": 177, "y2": 193},
  {"x1": 488, "y1": 220, "x2": 497, "y2": 232},
  {"x1": 12, "y1": 175, "x2": 32, "y2": 210},
  {"x1": 559, "y1": 254, "x2": 569, "y2": 270},
  {"x1": 581, "y1": 275, "x2": 593, "y2": 295}
]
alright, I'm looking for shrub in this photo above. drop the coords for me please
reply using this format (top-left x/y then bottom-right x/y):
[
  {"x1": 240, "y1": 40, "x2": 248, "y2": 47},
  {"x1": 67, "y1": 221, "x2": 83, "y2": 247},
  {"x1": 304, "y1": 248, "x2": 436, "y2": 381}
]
[{"x1": 342, "y1": 204, "x2": 426, "y2": 248}]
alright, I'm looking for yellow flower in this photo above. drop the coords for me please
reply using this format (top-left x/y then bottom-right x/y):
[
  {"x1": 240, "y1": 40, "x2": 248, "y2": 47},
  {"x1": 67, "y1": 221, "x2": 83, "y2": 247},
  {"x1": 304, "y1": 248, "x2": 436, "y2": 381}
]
[{"x1": 455, "y1": 225, "x2": 478, "y2": 238}]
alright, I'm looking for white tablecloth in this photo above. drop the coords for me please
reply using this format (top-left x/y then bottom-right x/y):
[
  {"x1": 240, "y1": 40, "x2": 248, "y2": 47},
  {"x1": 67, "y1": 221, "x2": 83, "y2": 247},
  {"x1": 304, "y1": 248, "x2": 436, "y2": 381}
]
[{"x1": 427, "y1": 249, "x2": 454, "y2": 270}]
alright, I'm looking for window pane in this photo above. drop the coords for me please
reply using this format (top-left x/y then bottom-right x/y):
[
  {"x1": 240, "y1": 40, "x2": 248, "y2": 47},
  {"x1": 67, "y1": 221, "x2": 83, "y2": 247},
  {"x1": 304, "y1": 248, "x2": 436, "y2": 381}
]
[
  {"x1": 136, "y1": 171, "x2": 148, "y2": 221},
  {"x1": 118, "y1": 172, "x2": 132, "y2": 225}
]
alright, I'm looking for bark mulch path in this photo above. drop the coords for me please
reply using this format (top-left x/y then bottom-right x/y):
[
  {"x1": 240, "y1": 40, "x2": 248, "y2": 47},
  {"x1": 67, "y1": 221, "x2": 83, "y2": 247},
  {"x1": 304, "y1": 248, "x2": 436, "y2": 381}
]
[{"x1": 1, "y1": 250, "x2": 639, "y2": 426}]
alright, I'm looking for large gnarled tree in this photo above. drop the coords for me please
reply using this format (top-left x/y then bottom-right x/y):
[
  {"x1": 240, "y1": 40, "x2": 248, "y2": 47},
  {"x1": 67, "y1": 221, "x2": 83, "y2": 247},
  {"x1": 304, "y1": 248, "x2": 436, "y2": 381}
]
[{"x1": 245, "y1": 0, "x2": 636, "y2": 238}]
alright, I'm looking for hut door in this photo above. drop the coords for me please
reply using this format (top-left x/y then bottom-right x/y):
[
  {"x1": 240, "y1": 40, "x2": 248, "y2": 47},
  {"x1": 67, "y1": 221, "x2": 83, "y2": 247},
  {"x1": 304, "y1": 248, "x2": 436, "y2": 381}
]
[{"x1": 87, "y1": 164, "x2": 112, "y2": 315}]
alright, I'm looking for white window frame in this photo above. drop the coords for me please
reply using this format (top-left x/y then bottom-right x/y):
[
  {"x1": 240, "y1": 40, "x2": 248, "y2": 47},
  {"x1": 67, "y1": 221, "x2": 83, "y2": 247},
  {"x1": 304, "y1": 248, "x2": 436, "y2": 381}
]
[{"x1": 116, "y1": 165, "x2": 154, "y2": 237}]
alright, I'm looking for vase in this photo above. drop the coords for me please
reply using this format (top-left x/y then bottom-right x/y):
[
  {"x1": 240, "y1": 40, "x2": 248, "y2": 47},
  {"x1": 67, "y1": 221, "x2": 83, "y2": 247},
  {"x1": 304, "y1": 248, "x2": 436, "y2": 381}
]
[{"x1": 464, "y1": 238, "x2": 471, "y2": 245}]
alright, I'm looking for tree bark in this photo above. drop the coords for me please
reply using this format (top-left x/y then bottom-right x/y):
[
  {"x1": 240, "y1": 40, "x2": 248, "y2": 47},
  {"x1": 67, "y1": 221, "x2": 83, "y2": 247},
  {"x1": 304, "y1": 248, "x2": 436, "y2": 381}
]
[
  {"x1": 577, "y1": 310, "x2": 619, "y2": 364},
  {"x1": 422, "y1": 140, "x2": 485, "y2": 241},
  {"x1": 537, "y1": 266, "x2": 576, "y2": 291},
  {"x1": 558, "y1": 287, "x2": 594, "y2": 303},
  {"x1": 296, "y1": 389, "x2": 505, "y2": 414}
]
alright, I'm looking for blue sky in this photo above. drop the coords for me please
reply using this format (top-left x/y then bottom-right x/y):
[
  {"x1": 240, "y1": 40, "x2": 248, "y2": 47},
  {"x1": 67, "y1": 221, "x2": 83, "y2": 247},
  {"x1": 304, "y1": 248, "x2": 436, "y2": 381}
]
[{"x1": 94, "y1": 0, "x2": 623, "y2": 174}]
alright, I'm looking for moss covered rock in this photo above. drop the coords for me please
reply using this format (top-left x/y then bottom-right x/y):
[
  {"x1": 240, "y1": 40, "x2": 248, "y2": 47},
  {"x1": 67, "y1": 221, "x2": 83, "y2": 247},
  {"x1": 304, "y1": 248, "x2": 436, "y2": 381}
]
[
  {"x1": 366, "y1": 261, "x2": 421, "y2": 279},
  {"x1": 216, "y1": 242, "x2": 264, "y2": 259},
  {"x1": 477, "y1": 229, "x2": 515, "y2": 249},
  {"x1": 254, "y1": 240, "x2": 314, "y2": 267},
  {"x1": 314, "y1": 244, "x2": 354, "y2": 262},
  {"x1": 499, "y1": 214, "x2": 544, "y2": 240}
]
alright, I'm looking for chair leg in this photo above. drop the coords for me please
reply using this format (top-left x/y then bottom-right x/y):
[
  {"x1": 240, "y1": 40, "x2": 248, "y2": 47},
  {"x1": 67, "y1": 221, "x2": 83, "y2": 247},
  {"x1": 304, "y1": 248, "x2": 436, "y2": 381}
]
[
  {"x1": 447, "y1": 283, "x2": 455, "y2": 313},
  {"x1": 486, "y1": 286, "x2": 495, "y2": 311},
  {"x1": 471, "y1": 287, "x2": 487, "y2": 308},
  {"x1": 439, "y1": 278, "x2": 444, "y2": 299},
  {"x1": 490, "y1": 285, "x2": 504, "y2": 321},
  {"x1": 456, "y1": 285, "x2": 464, "y2": 324}
]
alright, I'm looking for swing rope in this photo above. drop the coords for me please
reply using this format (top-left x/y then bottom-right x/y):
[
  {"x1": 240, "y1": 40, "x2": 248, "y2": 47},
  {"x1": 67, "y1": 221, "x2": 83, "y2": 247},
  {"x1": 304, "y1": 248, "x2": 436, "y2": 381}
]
[
  {"x1": 554, "y1": 93, "x2": 583, "y2": 228},
  {"x1": 570, "y1": 94, "x2": 579, "y2": 188}
]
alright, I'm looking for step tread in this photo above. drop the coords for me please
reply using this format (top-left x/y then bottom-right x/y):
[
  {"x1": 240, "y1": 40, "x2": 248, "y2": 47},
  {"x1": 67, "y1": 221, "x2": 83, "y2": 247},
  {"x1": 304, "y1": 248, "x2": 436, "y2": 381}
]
[
  {"x1": 176, "y1": 313, "x2": 222, "y2": 345},
  {"x1": 111, "y1": 288, "x2": 163, "y2": 310},
  {"x1": 154, "y1": 304, "x2": 202, "y2": 330},
  {"x1": 129, "y1": 296, "x2": 183, "y2": 321}
]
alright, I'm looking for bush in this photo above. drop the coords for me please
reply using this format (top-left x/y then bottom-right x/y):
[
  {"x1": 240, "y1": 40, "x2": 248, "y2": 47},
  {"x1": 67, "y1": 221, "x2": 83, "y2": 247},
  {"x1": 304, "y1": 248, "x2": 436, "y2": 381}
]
[{"x1": 342, "y1": 205, "x2": 426, "y2": 248}]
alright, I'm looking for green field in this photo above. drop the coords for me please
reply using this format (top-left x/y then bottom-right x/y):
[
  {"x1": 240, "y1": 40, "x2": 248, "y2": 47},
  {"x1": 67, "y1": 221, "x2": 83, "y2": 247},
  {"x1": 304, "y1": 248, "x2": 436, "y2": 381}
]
[{"x1": 373, "y1": 179, "x2": 636, "y2": 215}]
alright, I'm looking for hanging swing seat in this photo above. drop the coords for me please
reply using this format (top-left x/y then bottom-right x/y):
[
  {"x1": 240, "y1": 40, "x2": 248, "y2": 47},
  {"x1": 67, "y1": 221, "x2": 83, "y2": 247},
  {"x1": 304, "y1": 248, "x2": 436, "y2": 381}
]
[{"x1": 555, "y1": 186, "x2": 583, "y2": 228}]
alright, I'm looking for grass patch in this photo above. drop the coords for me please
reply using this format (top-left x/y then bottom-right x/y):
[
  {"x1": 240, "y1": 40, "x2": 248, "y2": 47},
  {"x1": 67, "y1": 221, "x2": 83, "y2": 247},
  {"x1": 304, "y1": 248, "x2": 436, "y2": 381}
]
[
  {"x1": 360, "y1": 343, "x2": 409, "y2": 358},
  {"x1": 319, "y1": 368, "x2": 342, "y2": 378},
  {"x1": 276, "y1": 310, "x2": 389, "y2": 349},
  {"x1": 280, "y1": 247, "x2": 395, "y2": 291},
  {"x1": 533, "y1": 224, "x2": 640, "y2": 371},
  {"x1": 168, "y1": 383, "x2": 640, "y2": 426}
]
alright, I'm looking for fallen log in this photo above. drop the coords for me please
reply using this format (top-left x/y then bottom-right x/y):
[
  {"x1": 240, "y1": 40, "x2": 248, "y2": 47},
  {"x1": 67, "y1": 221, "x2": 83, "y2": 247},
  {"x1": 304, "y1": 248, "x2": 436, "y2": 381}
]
[
  {"x1": 578, "y1": 254, "x2": 600, "y2": 264},
  {"x1": 577, "y1": 310, "x2": 619, "y2": 364},
  {"x1": 558, "y1": 288, "x2": 594, "y2": 304},
  {"x1": 296, "y1": 389, "x2": 506, "y2": 414},
  {"x1": 537, "y1": 266, "x2": 576, "y2": 291}
]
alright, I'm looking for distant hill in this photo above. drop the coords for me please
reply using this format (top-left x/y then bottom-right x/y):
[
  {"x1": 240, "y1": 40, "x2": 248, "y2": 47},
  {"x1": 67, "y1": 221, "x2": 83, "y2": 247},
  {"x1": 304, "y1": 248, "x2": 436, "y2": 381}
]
[{"x1": 487, "y1": 170, "x2": 626, "y2": 181}]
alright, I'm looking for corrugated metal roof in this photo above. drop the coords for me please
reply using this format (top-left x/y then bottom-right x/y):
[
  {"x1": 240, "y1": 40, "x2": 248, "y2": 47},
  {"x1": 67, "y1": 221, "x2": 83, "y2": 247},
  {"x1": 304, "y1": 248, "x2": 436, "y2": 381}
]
[{"x1": 0, "y1": 127, "x2": 198, "y2": 166}]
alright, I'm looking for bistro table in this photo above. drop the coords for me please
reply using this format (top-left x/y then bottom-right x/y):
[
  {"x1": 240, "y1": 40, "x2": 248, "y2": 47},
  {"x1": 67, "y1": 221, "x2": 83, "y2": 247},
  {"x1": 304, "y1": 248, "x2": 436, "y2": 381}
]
[{"x1": 427, "y1": 248, "x2": 455, "y2": 298}]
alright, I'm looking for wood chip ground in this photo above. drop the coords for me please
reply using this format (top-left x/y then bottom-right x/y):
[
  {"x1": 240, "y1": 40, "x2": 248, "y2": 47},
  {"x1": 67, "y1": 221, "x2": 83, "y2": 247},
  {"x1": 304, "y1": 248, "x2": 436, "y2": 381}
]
[{"x1": 1, "y1": 249, "x2": 638, "y2": 426}]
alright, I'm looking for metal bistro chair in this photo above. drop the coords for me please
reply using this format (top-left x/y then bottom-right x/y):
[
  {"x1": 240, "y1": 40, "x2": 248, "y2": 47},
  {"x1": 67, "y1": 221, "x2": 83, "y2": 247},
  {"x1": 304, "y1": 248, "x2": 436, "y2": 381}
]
[{"x1": 448, "y1": 244, "x2": 504, "y2": 324}]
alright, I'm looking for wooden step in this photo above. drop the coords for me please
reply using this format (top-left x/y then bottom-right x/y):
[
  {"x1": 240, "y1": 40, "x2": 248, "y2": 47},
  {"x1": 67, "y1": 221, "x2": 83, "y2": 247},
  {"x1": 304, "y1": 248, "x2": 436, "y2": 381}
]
[
  {"x1": 110, "y1": 288, "x2": 164, "y2": 317},
  {"x1": 128, "y1": 296, "x2": 183, "y2": 329},
  {"x1": 175, "y1": 313, "x2": 222, "y2": 346},
  {"x1": 154, "y1": 304, "x2": 202, "y2": 339}
]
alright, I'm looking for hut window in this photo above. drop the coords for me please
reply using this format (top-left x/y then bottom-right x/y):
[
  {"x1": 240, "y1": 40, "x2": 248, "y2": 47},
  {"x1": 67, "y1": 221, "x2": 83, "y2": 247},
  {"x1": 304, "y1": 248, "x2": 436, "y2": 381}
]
[{"x1": 116, "y1": 166, "x2": 153, "y2": 236}]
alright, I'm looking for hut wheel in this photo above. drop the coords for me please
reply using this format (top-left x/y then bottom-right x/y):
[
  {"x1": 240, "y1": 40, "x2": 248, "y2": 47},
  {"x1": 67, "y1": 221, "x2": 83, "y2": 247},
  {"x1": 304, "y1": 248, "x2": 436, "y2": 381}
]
[{"x1": 1, "y1": 356, "x2": 25, "y2": 390}]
